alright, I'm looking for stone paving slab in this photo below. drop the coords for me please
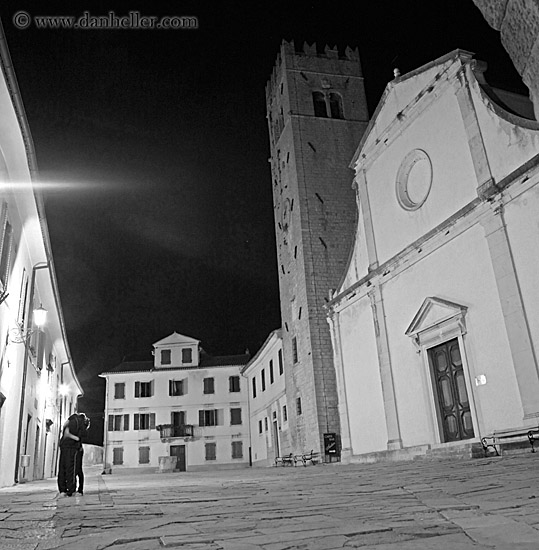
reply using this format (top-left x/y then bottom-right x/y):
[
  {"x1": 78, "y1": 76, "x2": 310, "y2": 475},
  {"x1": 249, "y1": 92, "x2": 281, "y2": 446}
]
[{"x1": 0, "y1": 457, "x2": 538, "y2": 548}]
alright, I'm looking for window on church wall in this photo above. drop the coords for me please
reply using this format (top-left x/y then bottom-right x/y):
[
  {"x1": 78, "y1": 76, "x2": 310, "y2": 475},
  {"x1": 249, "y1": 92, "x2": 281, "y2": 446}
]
[
  {"x1": 252, "y1": 377, "x2": 257, "y2": 398},
  {"x1": 329, "y1": 92, "x2": 344, "y2": 119},
  {"x1": 161, "y1": 349, "x2": 171, "y2": 365},
  {"x1": 182, "y1": 348, "x2": 192, "y2": 363},
  {"x1": 278, "y1": 349, "x2": 284, "y2": 375},
  {"x1": 261, "y1": 369, "x2": 266, "y2": 391},
  {"x1": 312, "y1": 91, "x2": 327, "y2": 117},
  {"x1": 269, "y1": 360, "x2": 274, "y2": 384}
]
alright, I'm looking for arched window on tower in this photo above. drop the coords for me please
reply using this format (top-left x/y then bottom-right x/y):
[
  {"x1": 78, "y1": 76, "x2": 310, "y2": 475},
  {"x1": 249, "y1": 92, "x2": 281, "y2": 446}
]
[
  {"x1": 329, "y1": 93, "x2": 344, "y2": 119},
  {"x1": 312, "y1": 91, "x2": 327, "y2": 117}
]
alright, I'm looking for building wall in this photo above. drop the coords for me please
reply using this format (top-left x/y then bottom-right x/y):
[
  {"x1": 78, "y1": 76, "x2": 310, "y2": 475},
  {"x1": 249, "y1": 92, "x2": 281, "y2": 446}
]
[
  {"x1": 266, "y1": 41, "x2": 369, "y2": 455},
  {"x1": 0, "y1": 39, "x2": 81, "y2": 487},
  {"x1": 241, "y1": 331, "x2": 288, "y2": 466},
  {"x1": 103, "y1": 365, "x2": 249, "y2": 471}
]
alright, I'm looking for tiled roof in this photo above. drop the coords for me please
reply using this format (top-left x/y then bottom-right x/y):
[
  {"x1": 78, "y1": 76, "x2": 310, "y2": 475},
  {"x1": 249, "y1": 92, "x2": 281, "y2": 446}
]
[
  {"x1": 200, "y1": 354, "x2": 250, "y2": 367},
  {"x1": 99, "y1": 354, "x2": 250, "y2": 376}
]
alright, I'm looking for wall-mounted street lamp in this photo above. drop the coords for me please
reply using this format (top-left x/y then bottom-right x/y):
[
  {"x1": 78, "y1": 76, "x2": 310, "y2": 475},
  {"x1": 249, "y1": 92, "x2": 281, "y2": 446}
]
[
  {"x1": 33, "y1": 304, "x2": 47, "y2": 328},
  {"x1": 10, "y1": 304, "x2": 48, "y2": 344}
]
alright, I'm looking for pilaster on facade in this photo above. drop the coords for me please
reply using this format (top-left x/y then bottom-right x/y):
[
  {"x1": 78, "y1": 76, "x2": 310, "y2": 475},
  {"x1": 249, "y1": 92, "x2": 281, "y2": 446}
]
[
  {"x1": 481, "y1": 200, "x2": 539, "y2": 421},
  {"x1": 368, "y1": 286, "x2": 403, "y2": 450}
]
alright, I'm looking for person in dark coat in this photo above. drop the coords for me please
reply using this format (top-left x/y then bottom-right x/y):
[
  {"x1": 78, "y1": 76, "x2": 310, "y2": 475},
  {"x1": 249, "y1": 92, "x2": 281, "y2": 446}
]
[
  {"x1": 75, "y1": 413, "x2": 90, "y2": 495},
  {"x1": 57, "y1": 413, "x2": 82, "y2": 496}
]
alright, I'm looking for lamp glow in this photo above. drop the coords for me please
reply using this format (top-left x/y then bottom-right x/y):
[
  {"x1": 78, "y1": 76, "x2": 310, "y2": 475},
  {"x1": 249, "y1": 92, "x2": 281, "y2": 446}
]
[{"x1": 33, "y1": 305, "x2": 47, "y2": 328}]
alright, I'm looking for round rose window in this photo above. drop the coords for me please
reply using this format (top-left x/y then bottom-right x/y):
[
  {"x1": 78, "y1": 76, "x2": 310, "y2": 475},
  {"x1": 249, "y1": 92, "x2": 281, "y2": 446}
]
[{"x1": 395, "y1": 149, "x2": 432, "y2": 211}]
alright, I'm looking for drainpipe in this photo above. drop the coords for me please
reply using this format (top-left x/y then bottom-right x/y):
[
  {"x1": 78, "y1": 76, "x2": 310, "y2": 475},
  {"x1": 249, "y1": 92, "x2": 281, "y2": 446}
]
[{"x1": 14, "y1": 262, "x2": 48, "y2": 483}]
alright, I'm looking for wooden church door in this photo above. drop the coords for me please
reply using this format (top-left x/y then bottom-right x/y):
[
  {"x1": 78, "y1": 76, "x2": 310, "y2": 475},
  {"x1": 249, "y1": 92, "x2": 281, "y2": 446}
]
[{"x1": 428, "y1": 339, "x2": 474, "y2": 442}]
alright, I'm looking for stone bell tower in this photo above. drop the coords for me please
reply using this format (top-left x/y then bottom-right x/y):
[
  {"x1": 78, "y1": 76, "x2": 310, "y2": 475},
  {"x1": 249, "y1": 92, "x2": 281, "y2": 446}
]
[{"x1": 266, "y1": 40, "x2": 369, "y2": 456}]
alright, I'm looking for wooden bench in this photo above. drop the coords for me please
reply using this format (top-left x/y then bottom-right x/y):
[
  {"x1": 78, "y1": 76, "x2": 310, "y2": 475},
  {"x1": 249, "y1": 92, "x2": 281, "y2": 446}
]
[
  {"x1": 481, "y1": 426, "x2": 539, "y2": 457},
  {"x1": 274, "y1": 453, "x2": 295, "y2": 466},
  {"x1": 295, "y1": 450, "x2": 320, "y2": 467}
]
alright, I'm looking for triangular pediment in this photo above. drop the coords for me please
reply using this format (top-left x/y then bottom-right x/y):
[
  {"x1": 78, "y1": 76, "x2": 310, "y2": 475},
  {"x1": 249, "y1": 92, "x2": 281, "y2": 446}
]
[
  {"x1": 153, "y1": 332, "x2": 200, "y2": 348},
  {"x1": 405, "y1": 297, "x2": 467, "y2": 337}
]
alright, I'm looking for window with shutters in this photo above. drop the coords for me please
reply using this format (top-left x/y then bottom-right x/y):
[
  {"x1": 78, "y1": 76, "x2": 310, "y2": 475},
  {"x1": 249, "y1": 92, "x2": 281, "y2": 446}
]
[
  {"x1": 108, "y1": 414, "x2": 129, "y2": 431},
  {"x1": 205, "y1": 442, "x2": 216, "y2": 461},
  {"x1": 231, "y1": 441, "x2": 243, "y2": 459},
  {"x1": 278, "y1": 349, "x2": 284, "y2": 375},
  {"x1": 139, "y1": 446, "x2": 150, "y2": 464},
  {"x1": 114, "y1": 383, "x2": 125, "y2": 399},
  {"x1": 112, "y1": 447, "x2": 123, "y2": 465},
  {"x1": 134, "y1": 413, "x2": 155, "y2": 430},
  {"x1": 203, "y1": 377, "x2": 214, "y2": 394},
  {"x1": 161, "y1": 349, "x2": 171, "y2": 365},
  {"x1": 199, "y1": 409, "x2": 220, "y2": 427},
  {"x1": 182, "y1": 348, "x2": 192, "y2": 363},
  {"x1": 230, "y1": 408, "x2": 242, "y2": 425},
  {"x1": 134, "y1": 381, "x2": 153, "y2": 398},
  {"x1": 169, "y1": 379, "x2": 185, "y2": 396},
  {"x1": 229, "y1": 375, "x2": 240, "y2": 392},
  {"x1": 18, "y1": 269, "x2": 28, "y2": 328},
  {"x1": 0, "y1": 203, "x2": 13, "y2": 289}
]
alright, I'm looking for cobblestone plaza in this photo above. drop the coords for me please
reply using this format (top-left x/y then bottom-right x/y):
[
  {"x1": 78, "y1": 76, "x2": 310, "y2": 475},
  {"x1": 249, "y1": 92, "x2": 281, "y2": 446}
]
[{"x1": 1, "y1": 454, "x2": 538, "y2": 549}]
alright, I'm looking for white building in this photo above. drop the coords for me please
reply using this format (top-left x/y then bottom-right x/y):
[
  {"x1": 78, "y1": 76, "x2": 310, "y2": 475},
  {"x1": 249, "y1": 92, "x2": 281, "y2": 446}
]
[
  {"x1": 99, "y1": 332, "x2": 250, "y2": 471},
  {"x1": 327, "y1": 50, "x2": 539, "y2": 462},
  {"x1": 0, "y1": 23, "x2": 82, "y2": 487},
  {"x1": 241, "y1": 329, "x2": 288, "y2": 466}
]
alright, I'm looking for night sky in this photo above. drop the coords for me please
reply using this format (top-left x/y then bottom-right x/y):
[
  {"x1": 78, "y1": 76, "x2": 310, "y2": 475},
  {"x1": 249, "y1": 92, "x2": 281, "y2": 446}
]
[{"x1": 0, "y1": 1, "x2": 526, "y2": 444}]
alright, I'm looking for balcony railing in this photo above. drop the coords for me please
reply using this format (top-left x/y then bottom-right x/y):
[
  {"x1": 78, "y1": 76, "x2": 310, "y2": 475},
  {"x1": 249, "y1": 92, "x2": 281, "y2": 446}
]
[{"x1": 157, "y1": 424, "x2": 194, "y2": 439}]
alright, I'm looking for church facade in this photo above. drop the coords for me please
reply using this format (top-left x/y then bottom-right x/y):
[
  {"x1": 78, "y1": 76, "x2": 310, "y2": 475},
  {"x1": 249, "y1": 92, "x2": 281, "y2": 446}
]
[{"x1": 327, "y1": 50, "x2": 539, "y2": 461}]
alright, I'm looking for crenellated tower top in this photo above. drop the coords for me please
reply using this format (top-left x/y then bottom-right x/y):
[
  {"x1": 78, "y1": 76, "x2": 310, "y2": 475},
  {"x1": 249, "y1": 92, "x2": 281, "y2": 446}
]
[{"x1": 266, "y1": 40, "x2": 361, "y2": 103}]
